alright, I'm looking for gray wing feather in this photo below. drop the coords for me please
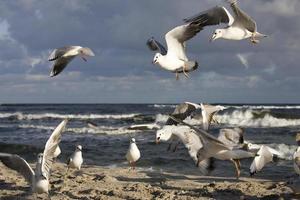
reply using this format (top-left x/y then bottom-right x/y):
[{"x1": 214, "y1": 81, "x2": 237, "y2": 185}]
[
  {"x1": 165, "y1": 103, "x2": 199, "y2": 125},
  {"x1": 184, "y1": 6, "x2": 231, "y2": 26},
  {"x1": 50, "y1": 56, "x2": 76, "y2": 77},
  {"x1": 0, "y1": 153, "x2": 34, "y2": 184},
  {"x1": 146, "y1": 38, "x2": 167, "y2": 55},
  {"x1": 48, "y1": 46, "x2": 74, "y2": 61},
  {"x1": 230, "y1": 2, "x2": 256, "y2": 32}
]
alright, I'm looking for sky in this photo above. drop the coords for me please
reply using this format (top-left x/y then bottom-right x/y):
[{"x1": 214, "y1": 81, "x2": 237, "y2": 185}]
[{"x1": 0, "y1": 0, "x2": 299, "y2": 104}]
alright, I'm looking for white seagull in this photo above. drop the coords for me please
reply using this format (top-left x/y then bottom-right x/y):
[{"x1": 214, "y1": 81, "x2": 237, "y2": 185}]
[
  {"x1": 166, "y1": 116, "x2": 255, "y2": 178},
  {"x1": 48, "y1": 46, "x2": 95, "y2": 77},
  {"x1": 184, "y1": 0, "x2": 267, "y2": 44},
  {"x1": 146, "y1": 11, "x2": 212, "y2": 79},
  {"x1": 0, "y1": 119, "x2": 68, "y2": 195},
  {"x1": 67, "y1": 145, "x2": 83, "y2": 170},
  {"x1": 126, "y1": 138, "x2": 141, "y2": 170},
  {"x1": 156, "y1": 125, "x2": 214, "y2": 174},
  {"x1": 294, "y1": 147, "x2": 300, "y2": 175},
  {"x1": 249, "y1": 145, "x2": 283, "y2": 176}
]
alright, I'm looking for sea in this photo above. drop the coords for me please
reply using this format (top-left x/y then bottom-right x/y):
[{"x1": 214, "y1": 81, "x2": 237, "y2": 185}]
[{"x1": 0, "y1": 104, "x2": 299, "y2": 179}]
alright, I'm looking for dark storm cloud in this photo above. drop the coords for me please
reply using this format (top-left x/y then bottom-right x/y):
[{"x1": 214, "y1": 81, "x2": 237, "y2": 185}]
[{"x1": 0, "y1": 0, "x2": 299, "y2": 103}]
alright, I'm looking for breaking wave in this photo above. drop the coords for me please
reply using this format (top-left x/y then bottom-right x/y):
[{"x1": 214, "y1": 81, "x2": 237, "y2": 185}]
[{"x1": 0, "y1": 112, "x2": 140, "y2": 120}]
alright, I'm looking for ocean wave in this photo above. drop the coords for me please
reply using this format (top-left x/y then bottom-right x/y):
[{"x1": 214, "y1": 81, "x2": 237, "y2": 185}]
[
  {"x1": 0, "y1": 112, "x2": 140, "y2": 120},
  {"x1": 216, "y1": 109, "x2": 300, "y2": 127},
  {"x1": 230, "y1": 105, "x2": 300, "y2": 109},
  {"x1": 18, "y1": 124, "x2": 141, "y2": 135},
  {"x1": 151, "y1": 104, "x2": 176, "y2": 108}
]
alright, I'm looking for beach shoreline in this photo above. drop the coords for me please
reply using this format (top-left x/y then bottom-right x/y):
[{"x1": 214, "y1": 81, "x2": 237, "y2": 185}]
[{"x1": 0, "y1": 162, "x2": 298, "y2": 200}]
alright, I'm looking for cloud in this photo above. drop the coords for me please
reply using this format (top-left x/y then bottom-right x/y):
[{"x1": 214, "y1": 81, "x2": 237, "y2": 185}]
[{"x1": 236, "y1": 53, "x2": 251, "y2": 69}]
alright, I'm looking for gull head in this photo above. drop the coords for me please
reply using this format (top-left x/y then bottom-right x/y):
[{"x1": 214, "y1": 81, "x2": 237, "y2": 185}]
[
  {"x1": 152, "y1": 53, "x2": 162, "y2": 64},
  {"x1": 210, "y1": 29, "x2": 223, "y2": 42},
  {"x1": 37, "y1": 153, "x2": 43, "y2": 163},
  {"x1": 130, "y1": 138, "x2": 136, "y2": 143},
  {"x1": 156, "y1": 126, "x2": 173, "y2": 144},
  {"x1": 76, "y1": 145, "x2": 82, "y2": 151},
  {"x1": 79, "y1": 47, "x2": 95, "y2": 61}
]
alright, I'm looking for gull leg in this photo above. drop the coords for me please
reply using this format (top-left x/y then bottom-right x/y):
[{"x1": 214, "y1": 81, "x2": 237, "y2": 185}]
[
  {"x1": 183, "y1": 65, "x2": 189, "y2": 78},
  {"x1": 132, "y1": 162, "x2": 135, "y2": 170},
  {"x1": 173, "y1": 141, "x2": 180, "y2": 152},
  {"x1": 231, "y1": 159, "x2": 241, "y2": 179},
  {"x1": 176, "y1": 72, "x2": 179, "y2": 80},
  {"x1": 250, "y1": 33, "x2": 259, "y2": 44},
  {"x1": 167, "y1": 143, "x2": 172, "y2": 151}
]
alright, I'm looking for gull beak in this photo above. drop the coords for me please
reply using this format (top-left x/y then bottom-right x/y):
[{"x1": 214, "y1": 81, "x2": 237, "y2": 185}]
[
  {"x1": 210, "y1": 35, "x2": 216, "y2": 42},
  {"x1": 155, "y1": 138, "x2": 160, "y2": 144}
]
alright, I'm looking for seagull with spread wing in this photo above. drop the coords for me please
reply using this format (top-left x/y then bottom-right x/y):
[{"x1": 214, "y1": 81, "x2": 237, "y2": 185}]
[
  {"x1": 146, "y1": 11, "x2": 209, "y2": 80},
  {"x1": 201, "y1": 103, "x2": 226, "y2": 130},
  {"x1": 169, "y1": 116, "x2": 255, "y2": 179},
  {"x1": 184, "y1": 0, "x2": 267, "y2": 44},
  {"x1": 0, "y1": 119, "x2": 68, "y2": 196},
  {"x1": 48, "y1": 46, "x2": 95, "y2": 77}
]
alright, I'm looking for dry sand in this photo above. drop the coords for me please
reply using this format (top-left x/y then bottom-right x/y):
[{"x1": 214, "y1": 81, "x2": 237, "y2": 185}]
[{"x1": 0, "y1": 162, "x2": 299, "y2": 200}]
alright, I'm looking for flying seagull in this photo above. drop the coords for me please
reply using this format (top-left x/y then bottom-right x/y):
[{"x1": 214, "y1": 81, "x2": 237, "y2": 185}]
[
  {"x1": 156, "y1": 125, "x2": 214, "y2": 174},
  {"x1": 146, "y1": 11, "x2": 212, "y2": 80},
  {"x1": 249, "y1": 145, "x2": 283, "y2": 176},
  {"x1": 0, "y1": 119, "x2": 68, "y2": 196},
  {"x1": 126, "y1": 138, "x2": 141, "y2": 170},
  {"x1": 184, "y1": 0, "x2": 267, "y2": 44},
  {"x1": 48, "y1": 46, "x2": 95, "y2": 77},
  {"x1": 169, "y1": 116, "x2": 254, "y2": 179},
  {"x1": 218, "y1": 127, "x2": 244, "y2": 147}
]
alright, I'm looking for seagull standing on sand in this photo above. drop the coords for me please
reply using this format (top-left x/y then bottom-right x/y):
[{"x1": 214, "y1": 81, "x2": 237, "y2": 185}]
[
  {"x1": 184, "y1": 0, "x2": 267, "y2": 44},
  {"x1": 146, "y1": 10, "x2": 213, "y2": 80},
  {"x1": 126, "y1": 138, "x2": 141, "y2": 170},
  {"x1": 67, "y1": 145, "x2": 83, "y2": 170},
  {"x1": 0, "y1": 119, "x2": 68, "y2": 196},
  {"x1": 48, "y1": 46, "x2": 95, "y2": 77}
]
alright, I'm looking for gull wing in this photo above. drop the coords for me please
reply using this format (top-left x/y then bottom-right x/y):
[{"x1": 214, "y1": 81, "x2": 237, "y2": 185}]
[
  {"x1": 166, "y1": 102, "x2": 200, "y2": 125},
  {"x1": 250, "y1": 145, "x2": 273, "y2": 175},
  {"x1": 48, "y1": 46, "x2": 75, "y2": 61},
  {"x1": 184, "y1": 6, "x2": 235, "y2": 26},
  {"x1": 0, "y1": 153, "x2": 34, "y2": 184},
  {"x1": 201, "y1": 104, "x2": 226, "y2": 130},
  {"x1": 146, "y1": 37, "x2": 167, "y2": 55},
  {"x1": 229, "y1": 0, "x2": 257, "y2": 32},
  {"x1": 50, "y1": 56, "x2": 76, "y2": 77},
  {"x1": 41, "y1": 119, "x2": 68, "y2": 179}
]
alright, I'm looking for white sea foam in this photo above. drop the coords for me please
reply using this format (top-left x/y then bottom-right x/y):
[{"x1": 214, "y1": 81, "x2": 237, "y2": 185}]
[
  {"x1": 215, "y1": 110, "x2": 300, "y2": 127},
  {"x1": 230, "y1": 105, "x2": 300, "y2": 109},
  {"x1": 152, "y1": 104, "x2": 176, "y2": 108},
  {"x1": 0, "y1": 112, "x2": 140, "y2": 120},
  {"x1": 18, "y1": 124, "x2": 141, "y2": 135}
]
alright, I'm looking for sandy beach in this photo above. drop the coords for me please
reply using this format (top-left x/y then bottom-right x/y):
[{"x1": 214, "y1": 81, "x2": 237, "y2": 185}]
[{"x1": 0, "y1": 162, "x2": 298, "y2": 200}]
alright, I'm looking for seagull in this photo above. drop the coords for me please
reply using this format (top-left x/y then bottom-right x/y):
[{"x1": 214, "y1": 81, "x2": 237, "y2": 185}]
[
  {"x1": 163, "y1": 102, "x2": 201, "y2": 151},
  {"x1": 48, "y1": 46, "x2": 95, "y2": 77},
  {"x1": 156, "y1": 125, "x2": 214, "y2": 174},
  {"x1": 0, "y1": 119, "x2": 68, "y2": 196},
  {"x1": 146, "y1": 10, "x2": 214, "y2": 80},
  {"x1": 184, "y1": 0, "x2": 267, "y2": 44},
  {"x1": 294, "y1": 147, "x2": 300, "y2": 175},
  {"x1": 61, "y1": 145, "x2": 83, "y2": 190},
  {"x1": 218, "y1": 127, "x2": 244, "y2": 147},
  {"x1": 249, "y1": 145, "x2": 283, "y2": 176},
  {"x1": 168, "y1": 116, "x2": 255, "y2": 178},
  {"x1": 126, "y1": 138, "x2": 141, "y2": 170},
  {"x1": 201, "y1": 103, "x2": 226, "y2": 130}
]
